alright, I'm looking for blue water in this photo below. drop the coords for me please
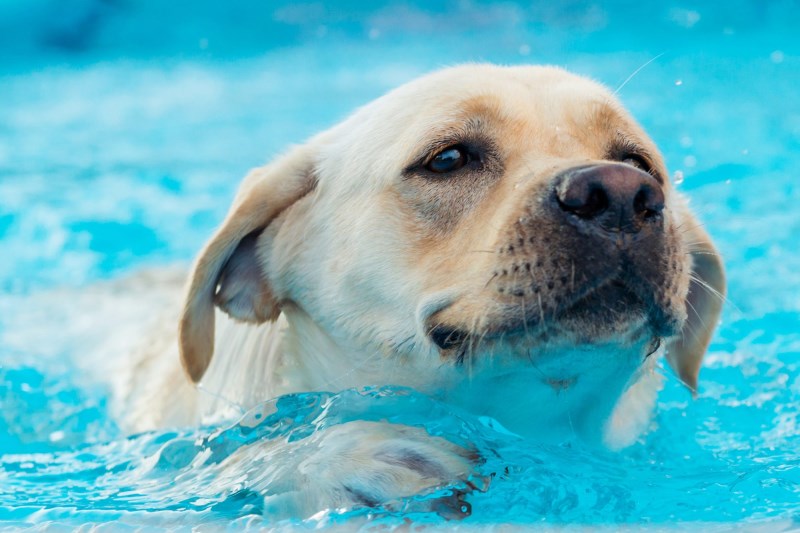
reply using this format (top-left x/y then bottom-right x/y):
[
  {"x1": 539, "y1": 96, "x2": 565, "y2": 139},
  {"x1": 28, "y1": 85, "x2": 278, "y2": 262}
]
[{"x1": 1, "y1": 0, "x2": 799, "y2": 529}]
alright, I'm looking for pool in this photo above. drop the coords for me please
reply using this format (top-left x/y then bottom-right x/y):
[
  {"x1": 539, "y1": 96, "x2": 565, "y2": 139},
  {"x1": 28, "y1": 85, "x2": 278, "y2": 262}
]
[{"x1": 1, "y1": 0, "x2": 799, "y2": 529}]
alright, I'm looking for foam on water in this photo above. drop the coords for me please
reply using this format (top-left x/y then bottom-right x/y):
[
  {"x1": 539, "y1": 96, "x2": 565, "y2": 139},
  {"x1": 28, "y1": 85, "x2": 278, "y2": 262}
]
[{"x1": 1, "y1": 0, "x2": 800, "y2": 529}]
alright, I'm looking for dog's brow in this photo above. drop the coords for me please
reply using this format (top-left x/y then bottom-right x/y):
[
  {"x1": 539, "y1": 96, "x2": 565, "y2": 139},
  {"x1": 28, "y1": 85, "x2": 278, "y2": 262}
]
[
  {"x1": 607, "y1": 133, "x2": 660, "y2": 174},
  {"x1": 610, "y1": 134, "x2": 651, "y2": 158},
  {"x1": 402, "y1": 117, "x2": 494, "y2": 173}
]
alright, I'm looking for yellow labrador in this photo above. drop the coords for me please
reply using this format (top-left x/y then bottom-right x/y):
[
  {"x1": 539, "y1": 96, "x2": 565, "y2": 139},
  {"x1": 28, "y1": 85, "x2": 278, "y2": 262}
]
[{"x1": 119, "y1": 64, "x2": 725, "y2": 517}]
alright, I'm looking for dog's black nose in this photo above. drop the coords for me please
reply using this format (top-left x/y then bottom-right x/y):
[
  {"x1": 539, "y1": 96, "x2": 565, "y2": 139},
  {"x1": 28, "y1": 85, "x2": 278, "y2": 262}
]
[{"x1": 555, "y1": 164, "x2": 664, "y2": 234}]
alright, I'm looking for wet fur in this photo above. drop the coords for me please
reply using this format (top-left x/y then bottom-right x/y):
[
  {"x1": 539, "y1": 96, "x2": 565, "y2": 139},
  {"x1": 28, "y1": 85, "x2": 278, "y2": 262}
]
[{"x1": 118, "y1": 64, "x2": 725, "y2": 518}]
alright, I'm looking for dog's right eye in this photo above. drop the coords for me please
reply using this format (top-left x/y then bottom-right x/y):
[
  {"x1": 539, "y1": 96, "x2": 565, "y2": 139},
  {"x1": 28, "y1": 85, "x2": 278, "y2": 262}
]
[{"x1": 426, "y1": 145, "x2": 470, "y2": 173}]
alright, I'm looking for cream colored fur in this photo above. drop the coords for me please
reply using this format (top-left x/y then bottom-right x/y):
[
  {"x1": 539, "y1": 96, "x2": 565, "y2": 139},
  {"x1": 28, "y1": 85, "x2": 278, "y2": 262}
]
[{"x1": 115, "y1": 64, "x2": 725, "y2": 517}]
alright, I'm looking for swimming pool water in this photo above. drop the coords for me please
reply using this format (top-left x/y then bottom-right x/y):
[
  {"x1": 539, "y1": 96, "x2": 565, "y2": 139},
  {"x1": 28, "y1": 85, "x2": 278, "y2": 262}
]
[{"x1": 1, "y1": 1, "x2": 799, "y2": 529}]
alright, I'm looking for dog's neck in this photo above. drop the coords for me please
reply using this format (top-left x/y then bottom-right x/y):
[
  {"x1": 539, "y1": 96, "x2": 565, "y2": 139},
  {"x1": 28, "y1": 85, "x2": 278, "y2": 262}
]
[{"x1": 438, "y1": 346, "x2": 662, "y2": 448}]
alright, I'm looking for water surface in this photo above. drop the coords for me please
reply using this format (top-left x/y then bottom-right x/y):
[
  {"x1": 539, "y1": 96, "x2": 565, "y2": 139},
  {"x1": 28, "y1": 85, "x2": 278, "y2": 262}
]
[{"x1": 1, "y1": 1, "x2": 799, "y2": 529}]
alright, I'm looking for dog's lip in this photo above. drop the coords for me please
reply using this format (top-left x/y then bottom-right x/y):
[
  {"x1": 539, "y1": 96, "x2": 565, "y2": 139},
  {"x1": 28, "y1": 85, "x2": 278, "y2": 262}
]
[
  {"x1": 419, "y1": 292, "x2": 472, "y2": 351},
  {"x1": 557, "y1": 278, "x2": 644, "y2": 319},
  {"x1": 495, "y1": 276, "x2": 646, "y2": 335},
  {"x1": 425, "y1": 276, "x2": 674, "y2": 348},
  {"x1": 429, "y1": 324, "x2": 470, "y2": 351},
  {"x1": 418, "y1": 292, "x2": 460, "y2": 329}
]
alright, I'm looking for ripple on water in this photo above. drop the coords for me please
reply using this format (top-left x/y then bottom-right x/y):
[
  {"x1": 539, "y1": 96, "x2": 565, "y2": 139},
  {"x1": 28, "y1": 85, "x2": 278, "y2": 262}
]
[{"x1": 0, "y1": 373, "x2": 799, "y2": 528}]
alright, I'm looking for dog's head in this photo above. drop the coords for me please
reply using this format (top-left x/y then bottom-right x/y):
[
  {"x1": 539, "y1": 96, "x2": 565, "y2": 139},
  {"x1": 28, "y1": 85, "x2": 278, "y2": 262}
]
[{"x1": 179, "y1": 65, "x2": 725, "y2": 400}]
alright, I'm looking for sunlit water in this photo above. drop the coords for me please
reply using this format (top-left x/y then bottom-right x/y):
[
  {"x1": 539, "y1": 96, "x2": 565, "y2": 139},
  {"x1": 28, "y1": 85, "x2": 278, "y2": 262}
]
[{"x1": 1, "y1": 1, "x2": 799, "y2": 530}]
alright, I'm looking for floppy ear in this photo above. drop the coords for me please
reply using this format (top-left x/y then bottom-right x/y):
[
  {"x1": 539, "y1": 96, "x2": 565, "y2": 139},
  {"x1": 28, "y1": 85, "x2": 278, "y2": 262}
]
[
  {"x1": 179, "y1": 145, "x2": 317, "y2": 383},
  {"x1": 666, "y1": 219, "x2": 726, "y2": 393}
]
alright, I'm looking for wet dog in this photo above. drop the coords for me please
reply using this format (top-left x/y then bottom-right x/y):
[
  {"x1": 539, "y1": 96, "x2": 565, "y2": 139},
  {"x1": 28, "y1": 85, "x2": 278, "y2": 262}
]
[{"x1": 120, "y1": 64, "x2": 725, "y2": 517}]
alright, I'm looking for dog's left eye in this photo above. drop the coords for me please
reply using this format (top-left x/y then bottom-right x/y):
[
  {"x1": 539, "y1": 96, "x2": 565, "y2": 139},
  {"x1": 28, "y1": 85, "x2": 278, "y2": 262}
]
[
  {"x1": 620, "y1": 154, "x2": 650, "y2": 172},
  {"x1": 426, "y1": 145, "x2": 470, "y2": 173}
]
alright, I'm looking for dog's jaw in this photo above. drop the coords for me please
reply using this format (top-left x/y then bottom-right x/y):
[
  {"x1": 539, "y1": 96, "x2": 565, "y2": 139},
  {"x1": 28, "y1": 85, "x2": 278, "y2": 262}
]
[{"x1": 261, "y1": 302, "x2": 659, "y2": 446}]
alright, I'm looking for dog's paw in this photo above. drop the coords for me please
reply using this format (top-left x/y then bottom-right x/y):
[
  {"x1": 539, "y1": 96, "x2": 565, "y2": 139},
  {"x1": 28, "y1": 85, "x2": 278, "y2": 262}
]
[{"x1": 263, "y1": 421, "x2": 487, "y2": 519}]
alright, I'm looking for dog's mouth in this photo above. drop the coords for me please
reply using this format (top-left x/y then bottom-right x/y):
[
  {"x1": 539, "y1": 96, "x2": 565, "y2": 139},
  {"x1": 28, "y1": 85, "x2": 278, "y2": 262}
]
[
  {"x1": 426, "y1": 275, "x2": 677, "y2": 356},
  {"x1": 557, "y1": 278, "x2": 645, "y2": 333}
]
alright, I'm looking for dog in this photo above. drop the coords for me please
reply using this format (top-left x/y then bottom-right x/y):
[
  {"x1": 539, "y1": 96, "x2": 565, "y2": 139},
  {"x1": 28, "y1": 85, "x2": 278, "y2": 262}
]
[{"x1": 117, "y1": 64, "x2": 725, "y2": 518}]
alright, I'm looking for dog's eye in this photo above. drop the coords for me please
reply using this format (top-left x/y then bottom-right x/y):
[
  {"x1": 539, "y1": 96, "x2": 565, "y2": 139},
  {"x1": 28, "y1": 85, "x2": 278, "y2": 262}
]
[
  {"x1": 620, "y1": 154, "x2": 650, "y2": 172},
  {"x1": 426, "y1": 145, "x2": 470, "y2": 173}
]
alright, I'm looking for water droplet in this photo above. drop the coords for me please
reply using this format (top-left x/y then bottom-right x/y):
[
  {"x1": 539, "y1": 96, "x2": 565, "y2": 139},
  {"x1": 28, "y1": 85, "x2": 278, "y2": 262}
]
[
  {"x1": 670, "y1": 8, "x2": 701, "y2": 28},
  {"x1": 683, "y1": 155, "x2": 697, "y2": 168},
  {"x1": 519, "y1": 44, "x2": 531, "y2": 56},
  {"x1": 675, "y1": 79, "x2": 683, "y2": 86},
  {"x1": 770, "y1": 50, "x2": 785, "y2": 64},
  {"x1": 673, "y1": 170, "x2": 685, "y2": 185}
]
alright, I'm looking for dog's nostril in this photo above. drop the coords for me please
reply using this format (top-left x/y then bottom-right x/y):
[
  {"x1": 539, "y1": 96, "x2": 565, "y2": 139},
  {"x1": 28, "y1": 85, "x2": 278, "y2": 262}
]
[
  {"x1": 429, "y1": 326, "x2": 469, "y2": 350},
  {"x1": 633, "y1": 188, "x2": 648, "y2": 214},
  {"x1": 633, "y1": 186, "x2": 664, "y2": 220},
  {"x1": 558, "y1": 185, "x2": 609, "y2": 219}
]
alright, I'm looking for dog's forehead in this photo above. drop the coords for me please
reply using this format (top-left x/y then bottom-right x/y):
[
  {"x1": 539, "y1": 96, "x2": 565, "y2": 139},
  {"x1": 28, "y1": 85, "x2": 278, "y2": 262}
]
[
  {"x1": 318, "y1": 65, "x2": 661, "y2": 193},
  {"x1": 403, "y1": 66, "x2": 660, "y2": 167},
  {"x1": 330, "y1": 65, "x2": 636, "y2": 158},
  {"x1": 385, "y1": 65, "x2": 622, "y2": 130}
]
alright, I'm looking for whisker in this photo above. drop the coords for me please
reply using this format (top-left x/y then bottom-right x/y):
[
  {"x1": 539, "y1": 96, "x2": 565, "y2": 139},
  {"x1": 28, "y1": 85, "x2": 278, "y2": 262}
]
[
  {"x1": 678, "y1": 221, "x2": 708, "y2": 236},
  {"x1": 614, "y1": 52, "x2": 666, "y2": 95},
  {"x1": 537, "y1": 292, "x2": 546, "y2": 326},
  {"x1": 513, "y1": 268, "x2": 531, "y2": 342},
  {"x1": 672, "y1": 216, "x2": 711, "y2": 234},
  {"x1": 466, "y1": 314, "x2": 481, "y2": 378},
  {"x1": 689, "y1": 273, "x2": 741, "y2": 315},
  {"x1": 476, "y1": 319, "x2": 491, "y2": 366},
  {"x1": 394, "y1": 334, "x2": 416, "y2": 352},
  {"x1": 564, "y1": 396, "x2": 578, "y2": 441},
  {"x1": 673, "y1": 203, "x2": 716, "y2": 217},
  {"x1": 322, "y1": 344, "x2": 387, "y2": 389},
  {"x1": 570, "y1": 260, "x2": 576, "y2": 293},
  {"x1": 683, "y1": 298, "x2": 707, "y2": 344},
  {"x1": 526, "y1": 348, "x2": 549, "y2": 381},
  {"x1": 688, "y1": 274, "x2": 727, "y2": 302},
  {"x1": 466, "y1": 314, "x2": 482, "y2": 380},
  {"x1": 683, "y1": 240, "x2": 715, "y2": 248},
  {"x1": 656, "y1": 359, "x2": 697, "y2": 392},
  {"x1": 684, "y1": 251, "x2": 724, "y2": 260},
  {"x1": 196, "y1": 383, "x2": 247, "y2": 416}
]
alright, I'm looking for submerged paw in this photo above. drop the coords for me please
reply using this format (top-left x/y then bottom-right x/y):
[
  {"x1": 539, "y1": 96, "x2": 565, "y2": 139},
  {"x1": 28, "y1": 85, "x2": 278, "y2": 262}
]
[{"x1": 296, "y1": 421, "x2": 488, "y2": 518}]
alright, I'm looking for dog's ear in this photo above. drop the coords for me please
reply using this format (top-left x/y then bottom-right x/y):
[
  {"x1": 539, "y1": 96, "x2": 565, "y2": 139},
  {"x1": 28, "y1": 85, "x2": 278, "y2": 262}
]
[
  {"x1": 666, "y1": 217, "x2": 726, "y2": 394},
  {"x1": 179, "y1": 145, "x2": 317, "y2": 383}
]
